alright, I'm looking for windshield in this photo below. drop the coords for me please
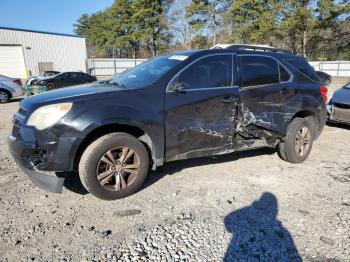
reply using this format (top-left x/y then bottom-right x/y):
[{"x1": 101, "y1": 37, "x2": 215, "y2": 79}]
[{"x1": 109, "y1": 55, "x2": 186, "y2": 88}]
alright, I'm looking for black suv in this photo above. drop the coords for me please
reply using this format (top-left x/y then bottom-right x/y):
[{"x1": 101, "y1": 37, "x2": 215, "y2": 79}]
[
  {"x1": 36, "y1": 72, "x2": 97, "y2": 90},
  {"x1": 8, "y1": 45, "x2": 327, "y2": 200}
]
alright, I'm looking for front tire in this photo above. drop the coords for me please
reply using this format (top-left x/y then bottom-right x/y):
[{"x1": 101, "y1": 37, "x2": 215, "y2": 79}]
[
  {"x1": 79, "y1": 132, "x2": 149, "y2": 200},
  {"x1": 278, "y1": 117, "x2": 315, "y2": 163}
]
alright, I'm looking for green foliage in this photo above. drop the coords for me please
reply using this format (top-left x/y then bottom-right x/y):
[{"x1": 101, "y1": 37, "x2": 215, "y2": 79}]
[
  {"x1": 75, "y1": 0, "x2": 350, "y2": 60},
  {"x1": 185, "y1": 0, "x2": 229, "y2": 45},
  {"x1": 225, "y1": 0, "x2": 279, "y2": 44},
  {"x1": 74, "y1": 0, "x2": 173, "y2": 58}
]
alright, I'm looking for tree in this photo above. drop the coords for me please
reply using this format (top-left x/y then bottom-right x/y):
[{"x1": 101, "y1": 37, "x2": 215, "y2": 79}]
[
  {"x1": 74, "y1": 0, "x2": 173, "y2": 58},
  {"x1": 133, "y1": 0, "x2": 170, "y2": 57},
  {"x1": 168, "y1": 1, "x2": 193, "y2": 49},
  {"x1": 308, "y1": 0, "x2": 350, "y2": 60},
  {"x1": 224, "y1": 0, "x2": 280, "y2": 44},
  {"x1": 185, "y1": 0, "x2": 228, "y2": 45},
  {"x1": 279, "y1": 0, "x2": 312, "y2": 56}
]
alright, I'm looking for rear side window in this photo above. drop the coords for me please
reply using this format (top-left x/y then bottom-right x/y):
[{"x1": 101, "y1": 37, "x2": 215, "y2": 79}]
[
  {"x1": 240, "y1": 56, "x2": 280, "y2": 87},
  {"x1": 179, "y1": 55, "x2": 232, "y2": 90},
  {"x1": 284, "y1": 59, "x2": 319, "y2": 82}
]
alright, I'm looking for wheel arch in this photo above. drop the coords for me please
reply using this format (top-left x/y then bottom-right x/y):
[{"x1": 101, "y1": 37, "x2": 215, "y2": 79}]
[
  {"x1": 72, "y1": 123, "x2": 157, "y2": 171},
  {"x1": 290, "y1": 108, "x2": 320, "y2": 138}
]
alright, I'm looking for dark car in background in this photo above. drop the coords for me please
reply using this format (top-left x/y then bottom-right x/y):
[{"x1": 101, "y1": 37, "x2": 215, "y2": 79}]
[
  {"x1": 327, "y1": 82, "x2": 350, "y2": 124},
  {"x1": 316, "y1": 71, "x2": 332, "y2": 86},
  {"x1": 36, "y1": 72, "x2": 97, "y2": 90},
  {"x1": 8, "y1": 45, "x2": 327, "y2": 200}
]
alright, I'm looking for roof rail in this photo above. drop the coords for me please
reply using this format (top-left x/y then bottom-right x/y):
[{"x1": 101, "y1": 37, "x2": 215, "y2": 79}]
[{"x1": 212, "y1": 44, "x2": 294, "y2": 54}]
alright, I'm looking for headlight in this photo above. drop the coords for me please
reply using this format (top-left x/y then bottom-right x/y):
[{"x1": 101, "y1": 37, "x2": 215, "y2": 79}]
[{"x1": 27, "y1": 103, "x2": 72, "y2": 130}]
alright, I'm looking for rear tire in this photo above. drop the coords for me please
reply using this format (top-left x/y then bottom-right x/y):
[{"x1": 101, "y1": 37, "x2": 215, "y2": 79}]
[
  {"x1": 278, "y1": 117, "x2": 315, "y2": 163},
  {"x1": 79, "y1": 132, "x2": 149, "y2": 200}
]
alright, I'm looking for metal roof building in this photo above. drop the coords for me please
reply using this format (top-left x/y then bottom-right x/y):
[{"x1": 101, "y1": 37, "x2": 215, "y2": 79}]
[{"x1": 0, "y1": 27, "x2": 87, "y2": 79}]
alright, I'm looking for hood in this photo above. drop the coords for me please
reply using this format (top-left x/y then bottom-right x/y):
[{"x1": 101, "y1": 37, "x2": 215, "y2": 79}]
[
  {"x1": 331, "y1": 87, "x2": 350, "y2": 105},
  {"x1": 21, "y1": 83, "x2": 124, "y2": 111}
]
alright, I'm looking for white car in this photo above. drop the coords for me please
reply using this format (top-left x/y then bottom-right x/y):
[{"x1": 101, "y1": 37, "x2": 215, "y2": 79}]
[
  {"x1": 0, "y1": 75, "x2": 24, "y2": 103},
  {"x1": 26, "y1": 71, "x2": 60, "y2": 85}
]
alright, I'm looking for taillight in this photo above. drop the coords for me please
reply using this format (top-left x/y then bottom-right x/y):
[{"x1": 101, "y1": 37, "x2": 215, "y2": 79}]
[
  {"x1": 320, "y1": 85, "x2": 328, "y2": 103},
  {"x1": 13, "y1": 79, "x2": 22, "y2": 86},
  {"x1": 92, "y1": 76, "x2": 97, "y2": 81}
]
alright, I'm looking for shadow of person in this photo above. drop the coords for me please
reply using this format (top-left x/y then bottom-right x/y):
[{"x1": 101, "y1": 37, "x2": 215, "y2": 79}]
[{"x1": 224, "y1": 192, "x2": 301, "y2": 262}]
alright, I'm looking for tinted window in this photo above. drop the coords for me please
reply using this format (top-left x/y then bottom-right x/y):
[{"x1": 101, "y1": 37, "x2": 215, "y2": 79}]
[
  {"x1": 284, "y1": 59, "x2": 319, "y2": 82},
  {"x1": 241, "y1": 56, "x2": 279, "y2": 87},
  {"x1": 179, "y1": 55, "x2": 232, "y2": 90},
  {"x1": 70, "y1": 73, "x2": 79, "y2": 78},
  {"x1": 60, "y1": 73, "x2": 77, "y2": 79}
]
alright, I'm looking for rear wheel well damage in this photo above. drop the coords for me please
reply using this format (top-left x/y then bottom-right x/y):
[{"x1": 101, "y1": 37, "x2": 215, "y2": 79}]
[
  {"x1": 73, "y1": 124, "x2": 154, "y2": 171},
  {"x1": 290, "y1": 110, "x2": 318, "y2": 138}
]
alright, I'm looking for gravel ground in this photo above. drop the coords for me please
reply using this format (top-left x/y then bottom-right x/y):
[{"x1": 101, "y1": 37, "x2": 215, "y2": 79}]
[{"x1": 0, "y1": 79, "x2": 350, "y2": 261}]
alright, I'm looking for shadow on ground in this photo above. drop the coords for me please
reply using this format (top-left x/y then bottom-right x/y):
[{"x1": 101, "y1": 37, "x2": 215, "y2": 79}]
[
  {"x1": 142, "y1": 148, "x2": 276, "y2": 190},
  {"x1": 61, "y1": 148, "x2": 276, "y2": 196},
  {"x1": 56, "y1": 171, "x2": 89, "y2": 195},
  {"x1": 327, "y1": 121, "x2": 350, "y2": 130},
  {"x1": 10, "y1": 98, "x2": 23, "y2": 103},
  {"x1": 224, "y1": 192, "x2": 301, "y2": 261}
]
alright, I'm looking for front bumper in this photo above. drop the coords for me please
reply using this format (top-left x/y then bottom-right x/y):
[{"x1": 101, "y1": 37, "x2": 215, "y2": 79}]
[{"x1": 8, "y1": 135, "x2": 65, "y2": 193}]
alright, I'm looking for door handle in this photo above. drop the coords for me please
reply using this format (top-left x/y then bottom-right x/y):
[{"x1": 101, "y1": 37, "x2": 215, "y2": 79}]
[{"x1": 221, "y1": 95, "x2": 235, "y2": 103}]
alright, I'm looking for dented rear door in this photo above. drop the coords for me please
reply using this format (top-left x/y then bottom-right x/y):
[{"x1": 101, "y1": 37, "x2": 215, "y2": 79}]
[
  {"x1": 164, "y1": 54, "x2": 239, "y2": 161},
  {"x1": 236, "y1": 54, "x2": 299, "y2": 138}
]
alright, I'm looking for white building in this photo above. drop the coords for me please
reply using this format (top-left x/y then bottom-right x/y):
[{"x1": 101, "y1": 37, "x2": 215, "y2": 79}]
[{"x1": 0, "y1": 27, "x2": 87, "y2": 79}]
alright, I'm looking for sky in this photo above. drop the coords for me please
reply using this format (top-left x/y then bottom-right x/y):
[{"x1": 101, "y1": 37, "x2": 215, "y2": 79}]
[{"x1": 0, "y1": 0, "x2": 114, "y2": 35}]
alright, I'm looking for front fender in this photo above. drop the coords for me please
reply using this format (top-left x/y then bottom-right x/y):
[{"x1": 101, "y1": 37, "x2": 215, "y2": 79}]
[{"x1": 65, "y1": 103, "x2": 164, "y2": 170}]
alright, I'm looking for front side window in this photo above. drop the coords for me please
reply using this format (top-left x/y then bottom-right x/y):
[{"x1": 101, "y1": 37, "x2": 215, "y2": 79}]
[
  {"x1": 178, "y1": 55, "x2": 232, "y2": 90},
  {"x1": 241, "y1": 56, "x2": 280, "y2": 87}
]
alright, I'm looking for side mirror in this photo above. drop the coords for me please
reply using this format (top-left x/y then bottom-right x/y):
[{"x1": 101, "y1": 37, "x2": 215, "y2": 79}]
[
  {"x1": 169, "y1": 76, "x2": 185, "y2": 93},
  {"x1": 171, "y1": 82, "x2": 185, "y2": 93}
]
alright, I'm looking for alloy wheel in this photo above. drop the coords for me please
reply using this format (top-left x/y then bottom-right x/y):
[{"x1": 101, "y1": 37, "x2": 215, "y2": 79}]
[
  {"x1": 295, "y1": 126, "x2": 311, "y2": 157},
  {"x1": 0, "y1": 91, "x2": 9, "y2": 103},
  {"x1": 96, "y1": 146, "x2": 140, "y2": 191}
]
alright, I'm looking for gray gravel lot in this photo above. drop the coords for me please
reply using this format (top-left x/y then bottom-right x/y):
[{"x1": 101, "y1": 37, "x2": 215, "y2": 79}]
[{"x1": 0, "y1": 79, "x2": 349, "y2": 261}]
